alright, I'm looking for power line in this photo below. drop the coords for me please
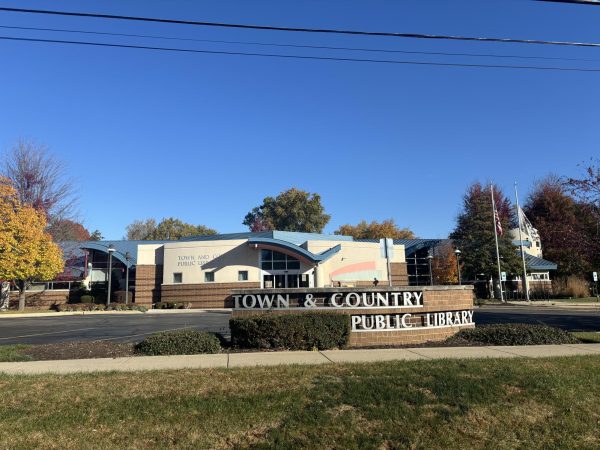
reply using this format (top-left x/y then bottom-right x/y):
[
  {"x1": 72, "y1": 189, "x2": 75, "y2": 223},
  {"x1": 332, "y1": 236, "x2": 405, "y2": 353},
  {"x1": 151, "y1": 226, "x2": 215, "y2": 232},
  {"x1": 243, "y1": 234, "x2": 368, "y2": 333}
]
[
  {"x1": 536, "y1": 0, "x2": 600, "y2": 4},
  {"x1": 1, "y1": 6, "x2": 600, "y2": 49},
  {"x1": 1, "y1": 24, "x2": 598, "y2": 63},
  {"x1": 2, "y1": 35, "x2": 600, "y2": 73}
]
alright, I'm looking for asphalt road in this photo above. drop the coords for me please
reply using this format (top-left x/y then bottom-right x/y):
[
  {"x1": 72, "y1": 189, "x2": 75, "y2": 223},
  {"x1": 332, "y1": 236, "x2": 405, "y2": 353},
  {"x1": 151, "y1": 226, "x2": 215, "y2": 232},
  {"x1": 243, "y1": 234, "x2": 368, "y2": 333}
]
[
  {"x1": 0, "y1": 311, "x2": 231, "y2": 345},
  {"x1": 474, "y1": 305, "x2": 600, "y2": 332},
  {"x1": 0, "y1": 306, "x2": 598, "y2": 345}
]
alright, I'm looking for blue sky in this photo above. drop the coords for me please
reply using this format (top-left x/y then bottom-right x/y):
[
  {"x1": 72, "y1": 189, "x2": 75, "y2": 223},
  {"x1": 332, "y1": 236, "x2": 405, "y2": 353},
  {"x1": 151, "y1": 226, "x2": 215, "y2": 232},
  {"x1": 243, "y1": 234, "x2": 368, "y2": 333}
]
[{"x1": 0, "y1": 0, "x2": 599, "y2": 239}]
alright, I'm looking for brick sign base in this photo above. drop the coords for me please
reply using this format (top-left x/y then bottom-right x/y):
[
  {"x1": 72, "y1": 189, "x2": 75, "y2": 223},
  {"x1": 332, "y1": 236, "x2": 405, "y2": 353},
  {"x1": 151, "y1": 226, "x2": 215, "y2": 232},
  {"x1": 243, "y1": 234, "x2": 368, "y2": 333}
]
[{"x1": 231, "y1": 286, "x2": 474, "y2": 347}]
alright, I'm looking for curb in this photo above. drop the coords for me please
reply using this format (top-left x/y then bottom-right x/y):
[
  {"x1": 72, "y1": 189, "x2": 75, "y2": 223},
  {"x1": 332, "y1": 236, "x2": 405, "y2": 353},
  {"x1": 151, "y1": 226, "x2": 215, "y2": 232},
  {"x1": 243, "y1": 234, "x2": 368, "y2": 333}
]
[
  {"x1": 0, "y1": 310, "x2": 146, "y2": 319},
  {"x1": 0, "y1": 309, "x2": 233, "y2": 319}
]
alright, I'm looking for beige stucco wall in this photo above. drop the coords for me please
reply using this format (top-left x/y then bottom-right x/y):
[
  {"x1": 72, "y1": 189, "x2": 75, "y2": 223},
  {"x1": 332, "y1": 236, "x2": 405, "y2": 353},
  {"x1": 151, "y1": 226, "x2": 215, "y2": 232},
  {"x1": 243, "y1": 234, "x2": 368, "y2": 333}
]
[
  {"x1": 137, "y1": 244, "x2": 165, "y2": 265},
  {"x1": 158, "y1": 238, "x2": 407, "y2": 288},
  {"x1": 162, "y1": 239, "x2": 263, "y2": 285},
  {"x1": 306, "y1": 240, "x2": 405, "y2": 287}
]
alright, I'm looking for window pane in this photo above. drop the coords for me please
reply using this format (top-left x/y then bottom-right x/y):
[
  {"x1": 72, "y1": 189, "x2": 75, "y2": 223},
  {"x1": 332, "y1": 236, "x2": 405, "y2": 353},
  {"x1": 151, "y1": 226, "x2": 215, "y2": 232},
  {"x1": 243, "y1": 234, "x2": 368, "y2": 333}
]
[
  {"x1": 204, "y1": 272, "x2": 214, "y2": 282},
  {"x1": 272, "y1": 251, "x2": 286, "y2": 261},
  {"x1": 273, "y1": 261, "x2": 286, "y2": 270},
  {"x1": 261, "y1": 261, "x2": 272, "y2": 270},
  {"x1": 287, "y1": 261, "x2": 300, "y2": 270},
  {"x1": 261, "y1": 249, "x2": 272, "y2": 261},
  {"x1": 238, "y1": 271, "x2": 248, "y2": 281},
  {"x1": 173, "y1": 273, "x2": 182, "y2": 283}
]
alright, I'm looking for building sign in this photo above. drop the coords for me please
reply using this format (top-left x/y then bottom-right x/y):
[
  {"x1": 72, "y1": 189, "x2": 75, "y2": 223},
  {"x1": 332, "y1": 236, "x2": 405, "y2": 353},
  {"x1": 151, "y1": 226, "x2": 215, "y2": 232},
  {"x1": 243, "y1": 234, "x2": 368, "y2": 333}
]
[
  {"x1": 176, "y1": 254, "x2": 221, "y2": 268},
  {"x1": 351, "y1": 311, "x2": 474, "y2": 332},
  {"x1": 233, "y1": 290, "x2": 424, "y2": 310},
  {"x1": 232, "y1": 288, "x2": 474, "y2": 334}
]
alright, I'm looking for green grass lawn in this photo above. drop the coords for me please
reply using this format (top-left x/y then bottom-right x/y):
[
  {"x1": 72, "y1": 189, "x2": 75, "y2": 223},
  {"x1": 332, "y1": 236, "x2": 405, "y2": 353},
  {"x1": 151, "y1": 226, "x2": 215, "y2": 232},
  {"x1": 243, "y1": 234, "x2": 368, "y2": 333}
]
[
  {"x1": 572, "y1": 332, "x2": 600, "y2": 343},
  {"x1": 0, "y1": 345, "x2": 32, "y2": 362},
  {"x1": 1, "y1": 356, "x2": 600, "y2": 449},
  {"x1": 541, "y1": 297, "x2": 600, "y2": 303}
]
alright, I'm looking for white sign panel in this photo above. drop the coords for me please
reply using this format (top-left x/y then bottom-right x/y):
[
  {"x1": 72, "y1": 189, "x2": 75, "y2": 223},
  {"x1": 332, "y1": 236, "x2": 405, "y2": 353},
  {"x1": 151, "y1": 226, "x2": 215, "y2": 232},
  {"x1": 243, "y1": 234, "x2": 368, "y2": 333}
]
[
  {"x1": 594, "y1": 272, "x2": 598, "y2": 282},
  {"x1": 380, "y1": 238, "x2": 394, "y2": 259}
]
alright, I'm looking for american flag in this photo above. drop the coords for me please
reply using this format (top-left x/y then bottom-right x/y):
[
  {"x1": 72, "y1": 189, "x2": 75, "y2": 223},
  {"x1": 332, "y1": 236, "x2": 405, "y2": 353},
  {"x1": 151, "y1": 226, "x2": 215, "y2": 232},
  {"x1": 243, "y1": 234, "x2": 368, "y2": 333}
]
[{"x1": 494, "y1": 209, "x2": 503, "y2": 237}]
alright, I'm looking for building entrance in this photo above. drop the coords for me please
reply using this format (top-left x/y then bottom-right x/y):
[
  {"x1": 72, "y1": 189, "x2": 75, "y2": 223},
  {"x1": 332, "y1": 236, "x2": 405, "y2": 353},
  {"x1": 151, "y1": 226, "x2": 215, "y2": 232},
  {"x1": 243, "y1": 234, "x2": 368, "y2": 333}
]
[{"x1": 263, "y1": 273, "x2": 310, "y2": 288}]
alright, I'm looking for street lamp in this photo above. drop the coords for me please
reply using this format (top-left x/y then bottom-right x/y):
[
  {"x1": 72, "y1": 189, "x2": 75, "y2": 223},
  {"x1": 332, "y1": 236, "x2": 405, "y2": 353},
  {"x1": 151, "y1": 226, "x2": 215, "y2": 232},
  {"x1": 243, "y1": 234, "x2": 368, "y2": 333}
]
[
  {"x1": 106, "y1": 244, "x2": 115, "y2": 305},
  {"x1": 454, "y1": 249, "x2": 462, "y2": 285},
  {"x1": 125, "y1": 251, "x2": 131, "y2": 305},
  {"x1": 426, "y1": 252, "x2": 434, "y2": 286}
]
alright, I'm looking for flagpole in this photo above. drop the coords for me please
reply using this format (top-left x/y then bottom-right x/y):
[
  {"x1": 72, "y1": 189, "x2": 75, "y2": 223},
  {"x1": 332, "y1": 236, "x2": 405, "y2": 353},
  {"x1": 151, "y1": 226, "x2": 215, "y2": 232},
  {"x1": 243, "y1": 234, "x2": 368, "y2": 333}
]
[
  {"x1": 514, "y1": 182, "x2": 530, "y2": 301},
  {"x1": 490, "y1": 183, "x2": 505, "y2": 302}
]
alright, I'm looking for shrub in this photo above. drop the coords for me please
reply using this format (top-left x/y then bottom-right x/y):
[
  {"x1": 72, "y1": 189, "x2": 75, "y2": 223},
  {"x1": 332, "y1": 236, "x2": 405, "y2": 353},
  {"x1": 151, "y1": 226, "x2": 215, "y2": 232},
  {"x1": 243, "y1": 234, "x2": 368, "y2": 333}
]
[
  {"x1": 154, "y1": 301, "x2": 184, "y2": 309},
  {"x1": 449, "y1": 323, "x2": 579, "y2": 346},
  {"x1": 80, "y1": 295, "x2": 94, "y2": 304},
  {"x1": 553, "y1": 277, "x2": 590, "y2": 299},
  {"x1": 56, "y1": 303, "x2": 106, "y2": 312},
  {"x1": 106, "y1": 304, "x2": 148, "y2": 312},
  {"x1": 230, "y1": 312, "x2": 350, "y2": 350},
  {"x1": 135, "y1": 330, "x2": 221, "y2": 355}
]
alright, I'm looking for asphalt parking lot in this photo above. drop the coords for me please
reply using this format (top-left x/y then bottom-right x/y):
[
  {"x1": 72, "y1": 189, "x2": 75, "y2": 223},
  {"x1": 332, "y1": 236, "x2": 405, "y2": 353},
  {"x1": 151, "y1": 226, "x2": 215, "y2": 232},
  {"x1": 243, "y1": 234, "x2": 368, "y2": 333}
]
[{"x1": 0, "y1": 306, "x2": 598, "y2": 345}]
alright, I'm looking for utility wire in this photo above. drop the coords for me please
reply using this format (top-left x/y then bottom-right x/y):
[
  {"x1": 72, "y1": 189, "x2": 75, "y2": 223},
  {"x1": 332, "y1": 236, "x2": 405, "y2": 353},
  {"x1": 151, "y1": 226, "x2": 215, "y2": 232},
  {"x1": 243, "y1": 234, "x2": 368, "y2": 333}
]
[
  {"x1": 2, "y1": 35, "x2": 600, "y2": 73},
  {"x1": 536, "y1": 0, "x2": 600, "y2": 4},
  {"x1": 1, "y1": 6, "x2": 600, "y2": 48},
  {"x1": 1, "y1": 24, "x2": 598, "y2": 63}
]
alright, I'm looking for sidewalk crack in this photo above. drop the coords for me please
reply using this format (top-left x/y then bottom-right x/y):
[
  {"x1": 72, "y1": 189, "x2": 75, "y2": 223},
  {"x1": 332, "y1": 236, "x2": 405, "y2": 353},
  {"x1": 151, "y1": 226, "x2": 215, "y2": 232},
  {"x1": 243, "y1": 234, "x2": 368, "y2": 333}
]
[
  {"x1": 485, "y1": 346, "x2": 524, "y2": 357},
  {"x1": 319, "y1": 351, "x2": 334, "y2": 364},
  {"x1": 404, "y1": 349, "x2": 432, "y2": 359}
]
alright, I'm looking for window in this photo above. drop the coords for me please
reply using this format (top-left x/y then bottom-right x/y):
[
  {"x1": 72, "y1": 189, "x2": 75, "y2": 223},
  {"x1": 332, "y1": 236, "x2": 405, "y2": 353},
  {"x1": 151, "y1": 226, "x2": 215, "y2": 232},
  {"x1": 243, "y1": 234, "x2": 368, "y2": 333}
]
[
  {"x1": 173, "y1": 273, "x2": 182, "y2": 284},
  {"x1": 260, "y1": 249, "x2": 301, "y2": 271},
  {"x1": 238, "y1": 270, "x2": 248, "y2": 281},
  {"x1": 204, "y1": 272, "x2": 215, "y2": 282}
]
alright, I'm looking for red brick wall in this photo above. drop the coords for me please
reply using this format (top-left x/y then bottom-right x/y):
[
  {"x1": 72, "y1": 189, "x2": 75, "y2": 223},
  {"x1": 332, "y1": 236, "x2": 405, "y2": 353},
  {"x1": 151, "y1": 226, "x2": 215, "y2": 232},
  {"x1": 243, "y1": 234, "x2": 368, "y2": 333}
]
[
  {"x1": 161, "y1": 282, "x2": 260, "y2": 308},
  {"x1": 135, "y1": 264, "x2": 163, "y2": 306},
  {"x1": 8, "y1": 290, "x2": 69, "y2": 310}
]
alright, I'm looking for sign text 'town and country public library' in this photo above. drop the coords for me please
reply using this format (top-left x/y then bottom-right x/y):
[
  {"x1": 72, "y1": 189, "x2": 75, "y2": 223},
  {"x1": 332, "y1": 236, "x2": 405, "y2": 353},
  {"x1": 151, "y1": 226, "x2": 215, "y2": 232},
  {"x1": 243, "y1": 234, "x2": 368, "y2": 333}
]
[{"x1": 233, "y1": 290, "x2": 474, "y2": 332}]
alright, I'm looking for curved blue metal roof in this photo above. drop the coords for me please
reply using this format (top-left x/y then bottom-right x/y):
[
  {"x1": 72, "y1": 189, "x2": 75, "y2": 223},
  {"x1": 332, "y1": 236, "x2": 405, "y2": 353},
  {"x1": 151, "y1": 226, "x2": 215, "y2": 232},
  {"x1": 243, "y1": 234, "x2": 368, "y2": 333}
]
[{"x1": 247, "y1": 237, "x2": 341, "y2": 264}]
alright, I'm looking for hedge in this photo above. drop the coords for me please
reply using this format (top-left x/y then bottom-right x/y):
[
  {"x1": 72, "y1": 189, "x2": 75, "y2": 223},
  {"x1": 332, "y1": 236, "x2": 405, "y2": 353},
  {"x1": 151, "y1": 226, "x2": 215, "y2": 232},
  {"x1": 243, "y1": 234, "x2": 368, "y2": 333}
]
[
  {"x1": 154, "y1": 301, "x2": 191, "y2": 309},
  {"x1": 135, "y1": 330, "x2": 221, "y2": 355},
  {"x1": 55, "y1": 303, "x2": 147, "y2": 312},
  {"x1": 230, "y1": 312, "x2": 350, "y2": 350},
  {"x1": 449, "y1": 323, "x2": 579, "y2": 346}
]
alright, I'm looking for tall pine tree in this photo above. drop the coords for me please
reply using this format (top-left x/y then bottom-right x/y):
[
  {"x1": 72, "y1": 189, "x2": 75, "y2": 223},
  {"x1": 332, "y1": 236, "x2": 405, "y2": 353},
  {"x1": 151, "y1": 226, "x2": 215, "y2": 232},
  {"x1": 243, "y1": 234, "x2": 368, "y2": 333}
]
[{"x1": 450, "y1": 182, "x2": 521, "y2": 282}]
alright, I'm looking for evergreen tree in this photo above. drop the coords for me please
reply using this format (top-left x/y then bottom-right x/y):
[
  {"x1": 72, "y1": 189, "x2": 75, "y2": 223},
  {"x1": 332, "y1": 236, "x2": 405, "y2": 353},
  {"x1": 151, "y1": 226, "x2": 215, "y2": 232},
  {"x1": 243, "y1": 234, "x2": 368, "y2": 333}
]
[{"x1": 450, "y1": 182, "x2": 521, "y2": 282}]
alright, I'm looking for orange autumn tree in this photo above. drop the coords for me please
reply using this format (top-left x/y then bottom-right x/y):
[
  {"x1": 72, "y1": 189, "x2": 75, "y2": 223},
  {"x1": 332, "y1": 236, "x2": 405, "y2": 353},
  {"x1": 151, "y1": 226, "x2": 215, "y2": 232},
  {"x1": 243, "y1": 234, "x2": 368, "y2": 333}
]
[
  {"x1": 0, "y1": 177, "x2": 63, "y2": 311},
  {"x1": 431, "y1": 244, "x2": 459, "y2": 285}
]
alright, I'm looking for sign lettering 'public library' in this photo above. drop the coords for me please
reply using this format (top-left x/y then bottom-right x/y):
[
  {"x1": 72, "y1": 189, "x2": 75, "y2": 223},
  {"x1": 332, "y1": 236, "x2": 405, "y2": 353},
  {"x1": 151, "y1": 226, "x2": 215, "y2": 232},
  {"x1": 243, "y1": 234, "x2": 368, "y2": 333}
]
[{"x1": 231, "y1": 286, "x2": 475, "y2": 347}]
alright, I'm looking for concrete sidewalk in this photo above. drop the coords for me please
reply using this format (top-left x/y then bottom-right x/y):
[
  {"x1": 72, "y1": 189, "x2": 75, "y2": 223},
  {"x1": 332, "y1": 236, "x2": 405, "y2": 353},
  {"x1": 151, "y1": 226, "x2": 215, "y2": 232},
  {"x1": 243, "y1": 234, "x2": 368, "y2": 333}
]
[{"x1": 1, "y1": 344, "x2": 600, "y2": 375}]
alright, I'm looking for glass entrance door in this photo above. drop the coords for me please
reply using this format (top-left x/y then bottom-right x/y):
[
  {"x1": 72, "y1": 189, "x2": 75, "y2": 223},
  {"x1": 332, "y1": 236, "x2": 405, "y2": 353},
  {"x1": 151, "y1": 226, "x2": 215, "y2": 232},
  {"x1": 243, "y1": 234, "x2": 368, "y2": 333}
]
[{"x1": 263, "y1": 273, "x2": 301, "y2": 288}]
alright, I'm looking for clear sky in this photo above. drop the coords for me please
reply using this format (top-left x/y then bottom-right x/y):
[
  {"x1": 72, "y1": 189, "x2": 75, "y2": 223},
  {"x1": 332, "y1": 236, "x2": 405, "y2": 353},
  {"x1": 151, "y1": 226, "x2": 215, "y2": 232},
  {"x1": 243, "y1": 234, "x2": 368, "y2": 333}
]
[{"x1": 0, "y1": 0, "x2": 599, "y2": 240}]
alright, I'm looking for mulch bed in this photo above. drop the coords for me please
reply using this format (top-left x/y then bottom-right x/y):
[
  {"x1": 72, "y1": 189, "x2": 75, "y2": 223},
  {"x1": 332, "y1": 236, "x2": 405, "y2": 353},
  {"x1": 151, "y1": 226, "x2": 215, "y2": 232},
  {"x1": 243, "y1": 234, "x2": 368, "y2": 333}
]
[
  {"x1": 15, "y1": 337, "x2": 486, "y2": 361},
  {"x1": 21, "y1": 341, "x2": 136, "y2": 361}
]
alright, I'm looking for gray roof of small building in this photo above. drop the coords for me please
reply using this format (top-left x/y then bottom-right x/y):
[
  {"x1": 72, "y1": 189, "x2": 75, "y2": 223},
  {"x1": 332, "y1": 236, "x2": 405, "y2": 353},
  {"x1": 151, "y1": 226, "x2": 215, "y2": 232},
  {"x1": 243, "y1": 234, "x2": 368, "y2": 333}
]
[{"x1": 523, "y1": 253, "x2": 558, "y2": 271}]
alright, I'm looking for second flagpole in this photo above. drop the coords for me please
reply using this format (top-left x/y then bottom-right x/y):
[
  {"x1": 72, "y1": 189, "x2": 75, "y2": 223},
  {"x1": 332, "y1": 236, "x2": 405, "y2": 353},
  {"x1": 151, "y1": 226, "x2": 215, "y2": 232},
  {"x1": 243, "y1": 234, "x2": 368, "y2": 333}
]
[
  {"x1": 514, "y1": 182, "x2": 530, "y2": 301},
  {"x1": 490, "y1": 182, "x2": 505, "y2": 302}
]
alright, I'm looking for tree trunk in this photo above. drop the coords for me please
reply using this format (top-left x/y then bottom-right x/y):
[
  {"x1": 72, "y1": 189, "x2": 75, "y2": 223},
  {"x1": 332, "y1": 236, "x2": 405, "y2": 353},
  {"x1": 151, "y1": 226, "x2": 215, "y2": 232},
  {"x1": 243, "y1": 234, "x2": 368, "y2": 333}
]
[
  {"x1": 0, "y1": 282, "x2": 9, "y2": 311},
  {"x1": 17, "y1": 280, "x2": 26, "y2": 311}
]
